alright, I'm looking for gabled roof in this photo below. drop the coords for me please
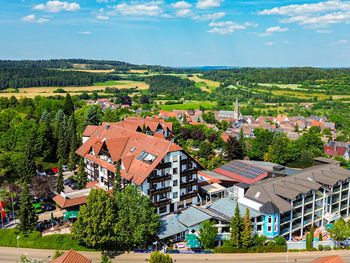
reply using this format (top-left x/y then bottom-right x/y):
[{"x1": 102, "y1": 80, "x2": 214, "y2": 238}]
[
  {"x1": 83, "y1": 125, "x2": 99, "y2": 137},
  {"x1": 310, "y1": 255, "x2": 345, "y2": 263},
  {"x1": 259, "y1": 201, "x2": 280, "y2": 214},
  {"x1": 51, "y1": 250, "x2": 90, "y2": 263},
  {"x1": 76, "y1": 123, "x2": 183, "y2": 185},
  {"x1": 245, "y1": 164, "x2": 350, "y2": 214}
]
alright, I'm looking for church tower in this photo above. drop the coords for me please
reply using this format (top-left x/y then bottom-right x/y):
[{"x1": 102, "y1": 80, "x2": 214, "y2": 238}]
[{"x1": 233, "y1": 98, "x2": 240, "y2": 119}]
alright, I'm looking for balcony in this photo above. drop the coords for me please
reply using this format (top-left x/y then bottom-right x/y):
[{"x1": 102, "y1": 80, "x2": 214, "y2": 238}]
[
  {"x1": 181, "y1": 169, "x2": 198, "y2": 177},
  {"x1": 180, "y1": 159, "x2": 192, "y2": 166},
  {"x1": 153, "y1": 198, "x2": 171, "y2": 207},
  {"x1": 180, "y1": 190, "x2": 198, "y2": 201},
  {"x1": 157, "y1": 162, "x2": 172, "y2": 169},
  {"x1": 180, "y1": 180, "x2": 197, "y2": 189},
  {"x1": 150, "y1": 186, "x2": 171, "y2": 196},
  {"x1": 149, "y1": 174, "x2": 171, "y2": 183}
]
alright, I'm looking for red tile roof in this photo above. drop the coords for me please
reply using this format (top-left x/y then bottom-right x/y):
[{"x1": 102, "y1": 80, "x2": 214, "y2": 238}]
[
  {"x1": 77, "y1": 123, "x2": 182, "y2": 185},
  {"x1": 83, "y1": 125, "x2": 99, "y2": 137},
  {"x1": 53, "y1": 194, "x2": 87, "y2": 209},
  {"x1": 51, "y1": 250, "x2": 91, "y2": 263}
]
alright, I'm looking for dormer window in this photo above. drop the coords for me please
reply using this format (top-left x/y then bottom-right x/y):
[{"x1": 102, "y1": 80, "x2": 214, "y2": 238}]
[
  {"x1": 137, "y1": 151, "x2": 157, "y2": 164},
  {"x1": 130, "y1": 147, "x2": 136, "y2": 153}
]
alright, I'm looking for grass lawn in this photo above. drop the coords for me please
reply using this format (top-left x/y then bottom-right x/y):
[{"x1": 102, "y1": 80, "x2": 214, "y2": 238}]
[
  {"x1": 159, "y1": 100, "x2": 216, "y2": 111},
  {"x1": 0, "y1": 229, "x2": 91, "y2": 251},
  {"x1": 188, "y1": 75, "x2": 220, "y2": 92}
]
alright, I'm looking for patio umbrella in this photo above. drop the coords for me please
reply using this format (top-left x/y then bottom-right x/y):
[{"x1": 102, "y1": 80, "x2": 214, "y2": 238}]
[
  {"x1": 64, "y1": 210, "x2": 79, "y2": 220},
  {"x1": 185, "y1": 234, "x2": 201, "y2": 249}
]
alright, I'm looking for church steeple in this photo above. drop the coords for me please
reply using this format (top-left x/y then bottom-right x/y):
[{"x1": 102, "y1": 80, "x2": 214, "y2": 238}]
[{"x1": 234, "y1": 98, "x2": 239, "y2": 119}]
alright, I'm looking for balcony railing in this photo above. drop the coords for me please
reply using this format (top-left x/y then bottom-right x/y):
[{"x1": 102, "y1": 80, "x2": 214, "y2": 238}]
[
  {"x1": 157, "y1": 162, "x2": 172, "y2": 169},
  {"x1": 180, "y1": 180, "x2": 197, "y2": 189},
  {"x1": 181, "y1": 169, "x2": 198, "y2": 177},
  {"x1": 180, "y1": 190, "x2": 198, "y2": 201},
  {"x1": 150, "y1": 186, "x2": 171, "y2": 196},
  {"x1": 149, "y1": 174, "x2": 171, "y2": 183},
  {"x1": 180, "y1": 159, "x2": 192, "y2": 166},
  {"x1": 153, "y1": 198, "x2": 171, "y2": 207}
]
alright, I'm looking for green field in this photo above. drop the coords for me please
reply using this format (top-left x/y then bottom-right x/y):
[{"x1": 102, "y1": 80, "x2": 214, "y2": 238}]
[
  {"x1": 93, "y1": 80, "x2": 131, "y2": 86},
  {"x1": 159, "y1": 100, "x2": 216, "y2": 111}
]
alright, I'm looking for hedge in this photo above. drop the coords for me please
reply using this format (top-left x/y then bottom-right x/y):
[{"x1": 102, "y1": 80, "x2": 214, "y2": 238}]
[
  {"x1": 214, "y1": 245, "x2": 286, "y2": 253},
  {"x1": 0, "y1": 229, "x2": 91, "y2": 251}
]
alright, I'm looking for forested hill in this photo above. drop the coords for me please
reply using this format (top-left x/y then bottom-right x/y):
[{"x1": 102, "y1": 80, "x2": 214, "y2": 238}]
[{"x1": 202, "y1": 67, "x2": 350, "y2": 85}]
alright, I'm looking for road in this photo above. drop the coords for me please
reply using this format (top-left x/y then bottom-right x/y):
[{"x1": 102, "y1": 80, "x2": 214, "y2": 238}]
[{"x1": 1, "y1": 247, "x2": 350, "y2": 263}]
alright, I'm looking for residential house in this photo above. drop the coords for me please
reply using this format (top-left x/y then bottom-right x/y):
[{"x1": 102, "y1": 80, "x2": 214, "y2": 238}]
[{"x1": 324, "y1": 141, "x2": 350, "y2": 161}]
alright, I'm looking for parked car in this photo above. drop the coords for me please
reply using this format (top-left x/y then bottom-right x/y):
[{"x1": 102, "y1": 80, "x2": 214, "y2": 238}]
[
  {"x1": 37, "y1": 170, "x2": 46, "y2": 176},
  {"x1": 64, "y1": 178, "x2": 78, "y2": 190},
  {"x1": 51, "y1": 167, "x2": 59, "y2": 174},
  {"x1": 43, "y1": 203, "x2": 56, "y2": 212},
  {"x1": 62, "y1": 165, "x2": 69, "y2": 172}
]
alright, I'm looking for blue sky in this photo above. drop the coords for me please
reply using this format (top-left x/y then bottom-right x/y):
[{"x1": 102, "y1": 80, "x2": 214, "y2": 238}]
[{"x1": 1, "y1": 0, "x2": 350, "y2": 67}]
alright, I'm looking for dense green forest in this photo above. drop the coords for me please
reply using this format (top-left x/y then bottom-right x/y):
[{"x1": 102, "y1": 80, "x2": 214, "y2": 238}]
[{"x1": 203, "y1": 67, "x2": 350, "y2": 85}]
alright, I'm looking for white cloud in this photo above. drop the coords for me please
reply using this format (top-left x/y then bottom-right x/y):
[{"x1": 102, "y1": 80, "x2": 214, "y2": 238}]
[
  {"x1": 175, "y1": 8, "x2": 193, "y2": 17},
  {"x1": 172, "y1": 1, "x2": 192, "y2": 9},
  {"x1": 197, "y1": 0, "x2": 223, "y2": 9},
  {"x1": 259, "y1": 0, "x2": 350, "y2": 29},
  {"x1": 34, "y1": 1, "x2": 80, "y2": 13},
  {"x1": 259, "y1": 26, "x2": 289, "y2": 36},
  {"x1": 96, "y1": 15, "x2": 109, "y2": 20},
  {"x1": 22, "y1": 14, "x2": 50, "y2": 23},
  {"x1": 265, "y1": 41, "x2": 275, "y2": 46},
  {"x1": 193, "y1": 11, "x2": 225, "y2": 21},
  {"x1": 208, "y1": 20, "x2": 248, "y2": 35},
  {"x1": 113, "y1": 1, "x2": 163, "y2": 16},
  {"x1": 330, "y1": 39, "x2": 349, "y2": 45},
  {"x1": 78, "y1": 31, "x2": 92, "y2": 35}
]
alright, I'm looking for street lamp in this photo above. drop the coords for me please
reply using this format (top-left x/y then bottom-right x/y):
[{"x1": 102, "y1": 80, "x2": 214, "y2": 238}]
[{"x1": 17, "y1": 235, "x2": 20, "y2": 262}]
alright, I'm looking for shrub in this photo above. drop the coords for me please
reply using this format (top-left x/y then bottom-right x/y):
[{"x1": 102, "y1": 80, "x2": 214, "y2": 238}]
[
  {"x1": 274, "y1": 236, "x2": 286, "y2": 246},
  {"x1": 324, "y1": 245, "x2": 332, "y2": 251},
  {"x1": 149, "y1": 251, "x2": 173, "y2": 263},
  {"x1": 318, "y1": 245, "x2": 323, "y2": 251},
  {"x1": 52, "y1": 250, "x2": 64, "y2": 260}
]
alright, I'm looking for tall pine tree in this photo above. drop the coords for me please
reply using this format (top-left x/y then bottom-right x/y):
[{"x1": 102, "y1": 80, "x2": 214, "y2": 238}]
[
  {"x1": 67, "y1": 115, "x2": 78, "y2": 172},
  {"x1": 76, "y1": 157, "x2": 87, "y2": 190},
  {"x1": 230, "y1": 204, "x2": 242, "y2": 247},
  {"x1": 56, "y1": 160, "x2": 64, "y2": 193},
  {"x1": 63, "y1": 93, "x2": 74, "y2": 116},
  {"x1": 19, "y1": 184, "x2": 37, "y2": 232},
  {"x1": 113, "y1": 160, "x2": 122, "y2": 195},
  {"x1": 241, "y1": 208, "x2": 253, "y2": 248}
]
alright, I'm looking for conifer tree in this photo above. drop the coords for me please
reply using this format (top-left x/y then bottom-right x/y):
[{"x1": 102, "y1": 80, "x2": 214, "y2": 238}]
[
  {"x1": 76, "y1": 158, "x2": 87, "y2": 189},
  {"x1": 113, "y1": 160, "x2": 122, "y2": 195},
  {"x1": 56, "y1": 160, "x2": 64, "y2": 193},
  {"x1": 230, "y1": 204, "x2": 242, "y2": 247},
  {"x1": 19, "y1": 184, "x2": 37, "y2": 232},
  {"x1": 241, "y1": 208, "x2": 253, "y2": 248},
  {"x1": 67, "y1": 115, "x2": 78, "y2": 172},
  {"x1": 239, "y1": 128, "x2": 246, "y2": 156},
  {"x1": 63, "y1": 93, "x2": 74, "y2": 116}
]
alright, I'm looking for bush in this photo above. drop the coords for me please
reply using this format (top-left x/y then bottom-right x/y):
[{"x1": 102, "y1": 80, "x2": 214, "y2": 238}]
[
  {"x1": 0, "y1": 229, "x2": 90, "y2": 251},
  {"x1": 149, "y1": 251, "x2": 173, "y2": 263},
  {"x1": 274, "y1": 236, "x2": 286, "y2": 246},
  {"x1": 324, "y1": 245, "x2": 332, "y2": 251},
  {"x1": 52, "y1": 250, "x2": 64, "y2": 260},
  {"x1": 318, "y1": 245, "x2": 323, "y2": 251}
]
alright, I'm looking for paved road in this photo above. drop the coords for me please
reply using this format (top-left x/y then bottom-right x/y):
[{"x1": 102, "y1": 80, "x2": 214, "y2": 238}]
[{"x1": 1, "y1": 247, "x2": 350, "y2": 263}]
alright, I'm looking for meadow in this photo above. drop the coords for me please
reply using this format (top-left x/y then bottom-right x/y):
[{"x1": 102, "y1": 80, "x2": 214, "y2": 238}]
[{"x1": 158, "y1": 100, "x2": 216, "y2": 111}]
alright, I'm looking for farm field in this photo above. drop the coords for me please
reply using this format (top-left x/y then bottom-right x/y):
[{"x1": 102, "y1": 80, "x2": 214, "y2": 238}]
[
  {"x1": 188, "y1": 75, "x2": 221, "y2": 92},
  {"x1": 254, "y1": 88, "x2": 328, "y2": 100},
  {"x1": 258, "y1": 83, "x2": 303, "y2": 89},
  {"x1": 158, "y1": 100, "x2": 216, "y2": 111},
  {"x1": 0, "y1": 81, "x2": 149, "y2": 98}
]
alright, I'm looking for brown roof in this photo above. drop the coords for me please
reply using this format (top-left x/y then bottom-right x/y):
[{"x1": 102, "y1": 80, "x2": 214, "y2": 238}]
[
  {"x1": 51, "y1": 250, "x2": 91, "y2": 263},
  {"x1": 53, "y1": 194, "x2": 87, "y2": 209},
  {"x1": 245, "y1": 164, "x2": 350, "y2": 213},
  {"x1": 110, "y1": 116, "x2": 172, "y2": 133},
  {"x1": 83, "y1": 125, "x2": 99, "y2": 137},
  {"x1": 310, "y1": 255, "x2": 345, "y2": 263},
  {"x1": 76, "y1": 123, "x2": 183, "y2": 185}
]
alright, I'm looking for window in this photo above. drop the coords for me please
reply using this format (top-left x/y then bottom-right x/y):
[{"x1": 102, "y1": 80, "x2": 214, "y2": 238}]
[
  {"x1": 173, "y1": 192, "x2": 178, "y2": 199},
  {"x1": 257, "y1": 225, "x2": 262, "y2": 232},
  {"x1": 137, "y1": 151, "x2": 157, "y2": 164},
  {"x1": 268, "y1": 226, "x2": 272, "y2": 232},
  {"x1": 159, "y1": 206, "x2": 167, "y2": 214},
  {"x1": 274, "y1": 217, "x2": 278, "y2": 224},
  {"x1": 173, "y1": 168, "x2": 178, "y2": 174},
  {"x1": 172, "y1": 156, "x2": 178, "y2": 162},
  {"x1": 161, "y1": 169, "x2": 166, "y2": 176},
  {"x1": 173, "y1": 180, "x2": 178, "y2": 187},
  {"x1": 160, "y1": 193, "x2": 166, "y2": 199},
  {"x1": 188, "y1": 162, "x2": 193, "y2": 169},
  {"x1": 274, "y1": 224, "x2": 278, "y2": 232},
  {"x1": 268, "y1": 216, "x2": 272, "y2": 224}
]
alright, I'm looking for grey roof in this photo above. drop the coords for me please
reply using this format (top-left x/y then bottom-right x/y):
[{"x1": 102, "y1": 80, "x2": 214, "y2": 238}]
[
  {"x1": 259, "y1": 202, "x2": 280, "y2": 214},
  {"x1": 236, "y1": 182, "x2": 250, "y2": 189},
  {"x1": 208, "y1": 197, "x2": 261, "y2": 219},
  {"x1": 218, "y1": 111, "x2": 235, "y2": 116},
  {"x1": 158, "y1": 214, "x2": 187, "y2": 239},
  {"x1": 245, "y1": 164, "x2": 350, "y2": 214},
  {"x1": 178, "y1": 206, "x2": 212, "y2": 227},
  {"x1": 314, "y1": 157, "x2": 341, "y2": 165}
]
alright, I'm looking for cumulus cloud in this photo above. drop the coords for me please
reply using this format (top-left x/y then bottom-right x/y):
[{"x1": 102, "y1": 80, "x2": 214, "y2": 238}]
[
  {"x1": 22, "y1": 14, "x2": 50, "y2": 23},
  {"x1": 113, "y1": 1, "x2": 164, "y2": 16},
  {"x1": 258, "y1": 0, "x2": 350, "y2": 29},
  {"x1": 172, "y1": 1, "x2": 192, "y2": 9},
  {"x1": 208, "y1": 20, "x2": 249, "y2": 35},
  {"x1": 34, "y1": 0, "x2": 80, "y2": 13},
  {"x1": 265, "y1": 41, "x2": 275, "y2": 46},
  {"x1": 197, "y1": 0, "x2": 223, "y2": 9},
  {"x1": 96, "y1": 15, "x2": 109, "y2": 20},
  {"x1": 175, "y1": 8, "x2": 193, "y2": 17},
  {"x1": 259, "y1": 26, "x2": 289, "y2": 36},
  {"x1": 193, "y1": 11, "x2": 225, "y2": 21}
]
